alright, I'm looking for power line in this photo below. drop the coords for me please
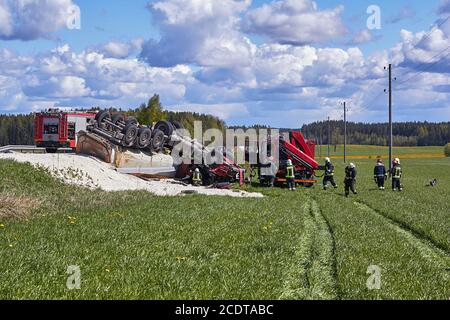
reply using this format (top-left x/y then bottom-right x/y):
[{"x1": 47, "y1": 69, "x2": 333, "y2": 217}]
[
  {"x1": 407, "y1": 15, "x2": 450, "y2": 55},
  {"x1": 358, "y1": 87, "x2": 386, "y2": 114},
  {"x1": 388, "y1": 15, "x2": 450, "y2": 88},
  {"x1": 360, "y1": 46, "x2": 450, "y2": 113},
  {"x1": 396, "y1": 45, "x2": 450, "y2": 85}
]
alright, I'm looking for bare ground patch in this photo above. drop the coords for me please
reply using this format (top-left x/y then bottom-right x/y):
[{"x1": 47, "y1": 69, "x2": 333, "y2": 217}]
[{"x1": 0, "y1": 194, "x2": 42, "y2": 219}]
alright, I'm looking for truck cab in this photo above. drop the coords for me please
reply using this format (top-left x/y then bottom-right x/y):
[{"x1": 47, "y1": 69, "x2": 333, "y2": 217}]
[{"x1": 34, "y1": 109, "x2": 96, "y2": 153}]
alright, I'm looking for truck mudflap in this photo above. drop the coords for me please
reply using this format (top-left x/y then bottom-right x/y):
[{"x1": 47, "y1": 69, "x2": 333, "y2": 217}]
[{"x1": 76, "y1": 130, "x2": 116, "y2": 164}]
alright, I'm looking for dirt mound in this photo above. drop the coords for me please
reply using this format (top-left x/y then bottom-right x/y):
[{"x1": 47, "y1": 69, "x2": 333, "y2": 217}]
[{"x1": 0, "y1": 153, "x2": 263, "y2": 198}]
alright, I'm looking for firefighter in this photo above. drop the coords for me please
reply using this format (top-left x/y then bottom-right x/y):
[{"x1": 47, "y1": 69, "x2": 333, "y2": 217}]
[
  {"x1": 323, "y1": 157, "x2": 338, "y2": 190},
  {"x1": 192, "y1": 168, "x2": 202, "y2": 186},
  {"x1": 286, "y1": 159, "x2": 296, "y2": 191},
  {"x1": 391, "y1": 158, "x2": 403, "y2": 191},
  {"x1": 373, "y1": 159, "x2": 387, "y2": 190},
  {"x1": 344, "y1": 163, "x2": 357, "y2": 197}
]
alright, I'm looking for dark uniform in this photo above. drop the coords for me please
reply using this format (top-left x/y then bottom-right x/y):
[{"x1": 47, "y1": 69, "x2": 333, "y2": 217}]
[
  {"x1": 391, "y1": 164, "x2": 403, "y2": 191},
  {"x1": 323, "y1": 161, "x2": 337, "y2": 190},
  {"x1": 344, "y1": 165, "x2": 357, "y2": 197},
  {"x1": 373, "y1": 161, "x2": 387, "y2": 190}
]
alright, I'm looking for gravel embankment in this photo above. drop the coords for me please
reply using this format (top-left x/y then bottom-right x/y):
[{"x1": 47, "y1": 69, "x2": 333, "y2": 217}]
[{"x1": 0, "y1": 153, "x2": 263, "y2": 198}]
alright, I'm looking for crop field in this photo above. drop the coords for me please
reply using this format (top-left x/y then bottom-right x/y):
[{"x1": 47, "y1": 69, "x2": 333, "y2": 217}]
[
  {"x1": 0, "y1": 146, "x2": 449, "y2": 300},
  {"x1": 315, "y1": 145, "x2": 445, "y2": 159}
]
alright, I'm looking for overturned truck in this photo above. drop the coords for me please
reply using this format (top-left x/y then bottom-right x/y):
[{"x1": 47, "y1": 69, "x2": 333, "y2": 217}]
[
  {"x1": 77, "y1": 110, "x2": 244, "y2": 185},
  {"x1": 249, "y1": 130, "x2": 320, "y2": 188}
]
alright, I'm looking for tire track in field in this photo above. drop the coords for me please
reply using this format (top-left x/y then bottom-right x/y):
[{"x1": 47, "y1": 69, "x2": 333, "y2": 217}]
[
  {"x1": 280, "y1": 200, "x2": 338, "y2": 300},
  {"x1": 354, "y1": 201, "x2": 450, "y2": 279}
]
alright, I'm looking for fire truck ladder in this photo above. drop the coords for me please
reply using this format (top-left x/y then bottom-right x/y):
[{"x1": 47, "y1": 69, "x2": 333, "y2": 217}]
[{"x1": 279, "y1": 137, "x2": 317, "y2": 170}]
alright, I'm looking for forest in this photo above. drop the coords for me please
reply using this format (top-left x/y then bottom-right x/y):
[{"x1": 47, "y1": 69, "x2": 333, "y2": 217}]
[
  {"x1": 0, "y1": 96, "x2": 448, "y2": 147},
  {"x1": 299, "y1": 120, "x2": 450, "y2": 146},
  {"x1": 0, "y1": 95, "x2": 225, "y2": 146}
]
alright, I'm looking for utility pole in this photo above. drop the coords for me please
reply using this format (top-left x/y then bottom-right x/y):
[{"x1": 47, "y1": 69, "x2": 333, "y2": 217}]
[
  {"x1": 327, "y1": 116, "x2": 330, "y2": 157},
  {"x1": 343, "y1": 102, "x2": 347, "y2": 163},
  {"x1": 388, "y1": 64, "x2": 393, "y2": 171}
]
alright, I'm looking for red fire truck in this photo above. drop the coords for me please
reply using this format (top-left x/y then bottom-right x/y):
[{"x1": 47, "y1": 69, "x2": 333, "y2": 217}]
[{"x1": 34, "y1": 109, "x2": 96, "y2": 153}]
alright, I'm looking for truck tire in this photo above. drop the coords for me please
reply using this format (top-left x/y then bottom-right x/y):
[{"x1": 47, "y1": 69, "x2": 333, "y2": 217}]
[
  {"x1": 125, "y1": 116, "x2": 138, "y2": 126},
  {"x1": 172, "y1": 120, "x2": 183, "y2": 130},
  {"x1": 46, "y1": 148, "x2": 57, "y2": 154},
  {"x1": 154, "y1": 120, "x2": 173, "y2": 137},
  {"x1": 137, "y1": 127, "x2": 152, "y2": 148},
  {"x1": 112, "y1": 114, "x2": 125, "y2": 125},
  {"x1": 123, "y1": 124, "x2": 139, "y2": 147},
  {"x1": 95, "y1": 110, "x2": 111, "y2": 123},
  {"x1": 151, "y1": 129, "x2": 165, "y2": 151}
]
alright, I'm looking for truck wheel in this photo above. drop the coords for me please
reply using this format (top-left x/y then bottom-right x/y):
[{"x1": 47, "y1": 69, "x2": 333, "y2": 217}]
[
  {"x1": 46, "y1": 148, "x2": 57, "y2": 154},
  {"x1": 172, "y1": 120, "x2": 184, "y2": 130},
  {"x1": 112, "y1": 114, "x2": 125, "y2": 125},
  {"x1": 137, "y1": 127, "x2": 152, "y2": 148},
  {"x1": 123, "y1": 124, "x2": 139, "y2": 147},
  {"x1": 95, "y1": 110, "x2": 111, "y2": 123},
  {"x1": 155, "y1": 120, "x2": 173, "y2": 137},
  {"x1": 151, "y1": 129, "x2": 165, "y2": 151},
  {"x1": 125, "y1": 116, "x2": 138, "y2": 126}
]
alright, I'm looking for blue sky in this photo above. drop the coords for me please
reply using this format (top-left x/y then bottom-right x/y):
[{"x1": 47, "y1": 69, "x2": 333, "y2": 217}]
[
  {"x1": 2, "y1": 0, "x2": 440, "y2": 55},
  {"x1": 1, "y1": 0, "x2": 449, "y2": 126}
]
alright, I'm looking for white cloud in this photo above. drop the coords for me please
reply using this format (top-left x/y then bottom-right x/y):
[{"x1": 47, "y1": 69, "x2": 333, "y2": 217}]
[
  {"x1": 438, "y1": 0, "x2": 450, "y2": 15},
  {"x1": 391, "y1": 26, "x2": 450, "y2": 74},
  {"x1": 1, "y1": 0, "x2": 450, "y2": 125},
  {"x1": 243, "y1": 0, "x2": 347, "y2": 45},
  {"x1": 0, "y1": 45, "x2": 195, "y2": 111},
  {"x1": 91, "y1": 38, "x2": 145, "y2": 59},
  {"x1": 101, "y1": 42, "x2": 131, "y2": 59},
  {"x1": 24, "y1": 75, "x2": 91, "y2": 98},
  {"x1": 0, "y1": 0, "x2": 78, "y2": 41},
  {"x1": 349, "y1": 29, "x2": 373, "y2": 45},
  {"x1": 140, "y1": 0, "x2": 253, "y2": 67},
  {"x1": 0, "y1": 2, "x2": 13, "y2": 37}
]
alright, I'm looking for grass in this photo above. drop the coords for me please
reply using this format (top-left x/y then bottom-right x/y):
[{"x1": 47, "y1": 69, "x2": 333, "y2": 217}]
[
  {"x1": 0, "y1": 147, "x2": 449, "y2": 300},
  {"x1": 316, "y1": 144, "x2": 445, "y2": 158},
  {"x1": 0, "y1": 160, "x2": 307, "y2": 299}
]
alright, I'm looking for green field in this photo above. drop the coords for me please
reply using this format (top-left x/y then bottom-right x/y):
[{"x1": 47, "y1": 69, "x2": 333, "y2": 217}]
[
  {"x1": 315, "y1": 144, "x2": 445, "y2": 159},
  {"x1": 0, "y1": 147, "x2": 449, "y2": 300}
]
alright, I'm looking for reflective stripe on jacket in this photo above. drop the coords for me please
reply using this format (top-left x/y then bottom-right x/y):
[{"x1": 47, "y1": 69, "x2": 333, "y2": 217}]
[
  {"x1": 286, "y1": 166, "x2": 295, "y2": 179},
  {"x1": 325, "y1": 162, "x2": 334, "y2": 176},
  {"x1": 193, "y1": 172, "x2": 202, "y2": 182},
  {"x1": 393, "y1": 166, "x2": 402, "y2": 179}
]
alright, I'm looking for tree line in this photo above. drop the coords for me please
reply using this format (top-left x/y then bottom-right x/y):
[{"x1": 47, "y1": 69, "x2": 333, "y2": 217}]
[
  {"x1": 0, "y1": 95, "x2": 225, "y2": 146},
  {"x1": 299, "y1": 121, "x2": 450, "y2": 147},
  {"x1": 0, "y1": 96, "x2": 448, "y2": 147}
]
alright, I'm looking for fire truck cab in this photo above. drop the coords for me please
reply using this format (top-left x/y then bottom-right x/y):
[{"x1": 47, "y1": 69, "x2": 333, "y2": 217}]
[{"x1": 34, "y1": 109, "x2": 96, "y2": 153}]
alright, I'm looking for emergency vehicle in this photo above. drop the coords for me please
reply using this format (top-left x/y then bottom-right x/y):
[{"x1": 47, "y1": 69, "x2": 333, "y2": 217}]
[{"x1": 34, "y1": 109, "x2": 96, "y2": 152}]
